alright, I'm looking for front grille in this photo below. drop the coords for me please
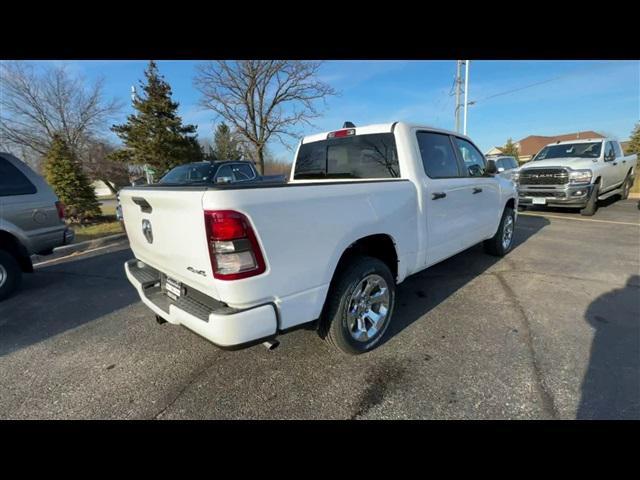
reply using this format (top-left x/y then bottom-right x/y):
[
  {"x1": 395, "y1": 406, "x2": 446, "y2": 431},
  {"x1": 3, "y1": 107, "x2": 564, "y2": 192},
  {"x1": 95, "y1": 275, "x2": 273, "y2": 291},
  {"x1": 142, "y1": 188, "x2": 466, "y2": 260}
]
[
  {"x1": 521, "y1": 191, "x2": 566, "y2": 198},
  {"x1": 519, "y1": 168, "x2": 568, "y2": 186}
]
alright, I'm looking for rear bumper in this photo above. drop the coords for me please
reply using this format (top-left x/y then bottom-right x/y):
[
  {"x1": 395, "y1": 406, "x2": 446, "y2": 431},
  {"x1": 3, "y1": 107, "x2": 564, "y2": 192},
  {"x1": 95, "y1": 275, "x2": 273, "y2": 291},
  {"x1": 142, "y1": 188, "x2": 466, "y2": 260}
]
[
  {"x1": 63, "y1": 227, "x2": 75, "y2": 245},
  {"x1": 518, "y1": 183, "x2": 593, "y2": 208},
  {"x1": 124, "y1": 259, "x2": 278, "y2": 348}
]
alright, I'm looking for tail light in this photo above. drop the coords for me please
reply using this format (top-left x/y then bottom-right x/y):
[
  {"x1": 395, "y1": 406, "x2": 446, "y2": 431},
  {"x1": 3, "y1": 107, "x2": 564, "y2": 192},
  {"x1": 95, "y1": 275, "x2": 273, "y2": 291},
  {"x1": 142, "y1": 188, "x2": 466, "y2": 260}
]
[
  {"x1": 55, "y1": 201, "x2": 65, "y2": 220},
  {"x1": 204, "y1": 210, "x2": 266, "y2": 280}
]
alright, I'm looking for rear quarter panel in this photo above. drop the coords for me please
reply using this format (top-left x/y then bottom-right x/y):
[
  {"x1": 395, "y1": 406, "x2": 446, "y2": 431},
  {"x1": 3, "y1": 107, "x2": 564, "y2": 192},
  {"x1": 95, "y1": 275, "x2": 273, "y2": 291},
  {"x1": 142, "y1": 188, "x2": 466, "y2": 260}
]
[{"x1": 203, "y1": 180, "x2": 419, "y2": 329}]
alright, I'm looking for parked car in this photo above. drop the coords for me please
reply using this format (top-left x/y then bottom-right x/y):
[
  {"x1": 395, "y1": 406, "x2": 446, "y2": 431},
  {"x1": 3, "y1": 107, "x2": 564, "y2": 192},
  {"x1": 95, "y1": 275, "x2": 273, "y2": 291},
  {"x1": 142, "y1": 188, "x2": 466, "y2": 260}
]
[
  {"x1": 115, "y1": 161, "x2": 285, "y2": 224},
  {"x1": 157, "y1": 160, "x2": 286, "y2": 185},
  {"x1": 487, "y1": 155, "x2": 520, "y2": 181},
  {"x1": 516, "y1": 138, "x2": 636, "y2": 216},
  {"x1": 119, "y1": 122, "x2": 517, "y2": 355},
  {"x1": 0, "y1": 152, "x2": 74, "y2": 300}
]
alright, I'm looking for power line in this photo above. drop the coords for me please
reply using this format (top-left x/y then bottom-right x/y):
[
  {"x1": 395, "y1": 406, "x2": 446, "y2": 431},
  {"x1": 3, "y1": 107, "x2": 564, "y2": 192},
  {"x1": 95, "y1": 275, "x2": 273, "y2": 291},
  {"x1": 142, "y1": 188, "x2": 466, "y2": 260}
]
[
  {"x1": 475, "y1": 77, "x2": 561, "y2": 103},
  {"x1": 472, "y1": 61, "x2": 617, "y2": 105}
]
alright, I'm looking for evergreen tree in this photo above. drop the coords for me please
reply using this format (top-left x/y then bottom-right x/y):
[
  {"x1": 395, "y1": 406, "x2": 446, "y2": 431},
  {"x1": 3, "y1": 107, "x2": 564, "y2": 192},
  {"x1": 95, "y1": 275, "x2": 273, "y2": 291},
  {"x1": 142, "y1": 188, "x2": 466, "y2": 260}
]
[
  {"x1": 626, "y1": 123, "x2": 640, "y2": 156},
  {"x1": 502, "y1": 138, "x2": 520, "y2": 163},
  {"x1": 110, "y1": 61, "x2": 202, "y2": 177},
  {"x1": 43, "y1": 135, "x2": 101, "y2": 222},
  {"x1": 212, "y1": 123, "x2": 243, "y2": 161}
]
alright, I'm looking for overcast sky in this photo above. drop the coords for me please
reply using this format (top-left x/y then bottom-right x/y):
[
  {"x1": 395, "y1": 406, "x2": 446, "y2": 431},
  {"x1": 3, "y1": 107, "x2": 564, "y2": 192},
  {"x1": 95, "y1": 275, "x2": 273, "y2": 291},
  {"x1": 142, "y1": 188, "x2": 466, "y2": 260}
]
[{"x1": 26, "y1": 60, "x2": 640, "y2": 160}]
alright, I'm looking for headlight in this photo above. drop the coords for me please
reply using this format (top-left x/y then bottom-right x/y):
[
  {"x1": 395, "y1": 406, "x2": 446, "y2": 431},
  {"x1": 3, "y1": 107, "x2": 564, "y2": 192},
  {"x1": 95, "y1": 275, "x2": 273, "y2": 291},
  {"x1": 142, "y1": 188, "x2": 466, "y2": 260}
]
[
  {"x1": 512, "y1": 171, "x2": 520, "y2": 182},
  {"x1": 569, "y1": 169, "x2": 592, "y2": 185}
]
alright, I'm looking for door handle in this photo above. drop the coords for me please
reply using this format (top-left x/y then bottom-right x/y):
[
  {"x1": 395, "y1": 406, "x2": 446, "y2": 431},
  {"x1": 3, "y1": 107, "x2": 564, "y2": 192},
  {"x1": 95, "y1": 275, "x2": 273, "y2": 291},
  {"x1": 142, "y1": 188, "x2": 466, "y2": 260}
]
[
  {"x1": 612, "y1": 162, "x2": 618, "y2": 166},
  {"x1": 472, "y1": 187, "x2": 483, "y2": 194},
  {"x1": 132, "y1": 197, "x2": 152, "y2": 213},
  {"x1": 432, "y1": 192, "x2": 446, "y2": 200},
  {"x1": 623, "y1": 160, "x2": 627, "y2": 164}
]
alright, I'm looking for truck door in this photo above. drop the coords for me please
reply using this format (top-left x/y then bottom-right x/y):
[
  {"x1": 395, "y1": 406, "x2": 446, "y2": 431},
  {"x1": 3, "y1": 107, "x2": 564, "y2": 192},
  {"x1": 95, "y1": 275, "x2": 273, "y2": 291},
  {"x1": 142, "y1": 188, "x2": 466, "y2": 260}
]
[
  {"x1": 451, "y1": 136, "x2": 502, "y2": 241},
  {"x1": 612, "y1": 141, "x2": 629, "y2": 184},
  {"x1": 416, "y1": 131, "x2": 481, "y2": 265},
  {"x1": 602, "y1": 141, "x2": 621, "y2": 190}
]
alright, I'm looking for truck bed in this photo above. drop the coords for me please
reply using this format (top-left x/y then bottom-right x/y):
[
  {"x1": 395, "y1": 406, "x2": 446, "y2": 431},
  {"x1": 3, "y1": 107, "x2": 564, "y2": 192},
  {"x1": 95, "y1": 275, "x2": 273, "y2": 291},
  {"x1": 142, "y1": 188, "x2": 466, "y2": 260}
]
[{"x1": 120, "y1": 178, "x2": 419, "y2": 331}]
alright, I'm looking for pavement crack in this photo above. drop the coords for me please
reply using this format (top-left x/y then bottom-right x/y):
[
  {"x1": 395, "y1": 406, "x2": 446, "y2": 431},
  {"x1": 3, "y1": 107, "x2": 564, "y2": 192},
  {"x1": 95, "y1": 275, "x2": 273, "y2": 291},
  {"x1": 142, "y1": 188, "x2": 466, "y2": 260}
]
[
  {"x1": 494, "y1": 272, "x2": 561, "y2": 420},
  {"x1": 152, "y1": 357, "x2": 218, "y2": 420}
]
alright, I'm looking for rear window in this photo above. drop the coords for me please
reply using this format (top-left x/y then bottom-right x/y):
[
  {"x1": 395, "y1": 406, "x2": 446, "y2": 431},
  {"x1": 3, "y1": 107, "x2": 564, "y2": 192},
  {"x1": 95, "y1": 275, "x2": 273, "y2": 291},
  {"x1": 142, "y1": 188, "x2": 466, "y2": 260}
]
[
  {"x1": 159, "y1": 163, "x2": 215, "y2": 184},
  {"x1": 294, "y1": 133, "x2": 400, "y2": 180},
  {"x1": 0, "y1": 157, "x2": 37, "y2": 196}
]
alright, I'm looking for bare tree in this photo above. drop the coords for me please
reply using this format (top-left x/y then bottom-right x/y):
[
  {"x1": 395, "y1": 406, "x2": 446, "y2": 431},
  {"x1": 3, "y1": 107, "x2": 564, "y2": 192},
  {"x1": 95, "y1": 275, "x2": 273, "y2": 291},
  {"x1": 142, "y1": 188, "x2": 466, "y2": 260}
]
[
  {"x1": 0, "y1": 61, "x2": 122, "y2": 160},
  {"x1": 194, "y1": 60, "x2": 337, "y2": 174},
  {"x1": 81, "y1": 138, "x2": 130, "y2": 194}
]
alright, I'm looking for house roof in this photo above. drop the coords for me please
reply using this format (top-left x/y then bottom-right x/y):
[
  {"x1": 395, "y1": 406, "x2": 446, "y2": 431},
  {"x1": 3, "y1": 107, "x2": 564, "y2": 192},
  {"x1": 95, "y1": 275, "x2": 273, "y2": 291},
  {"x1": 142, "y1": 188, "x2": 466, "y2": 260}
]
[
  {"x1": 516, "y1": 131, "x2": 604, "y2": 157},
  {"x1": 485, "y1": 146, "x2": 504, "y2": 155}
]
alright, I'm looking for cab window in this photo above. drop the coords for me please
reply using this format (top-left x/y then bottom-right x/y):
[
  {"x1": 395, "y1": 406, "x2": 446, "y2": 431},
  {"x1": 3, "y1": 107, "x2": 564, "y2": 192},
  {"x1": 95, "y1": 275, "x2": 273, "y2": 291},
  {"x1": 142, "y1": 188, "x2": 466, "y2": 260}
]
[
  {"x1": 613, "y1": 142, "x2": 623, "y2": 158},
  {"x1": 215, "y1": 165, "x2": 234, "y2": 180},
  {"x1": 453, "y1": 137, "x2": 486, "y2": 177},
  {"x1": 231, "y1": 163, "x2": 255, "y2": 181},
  {"x1": 604, "y1": 142, "x2": 615, "y2": 161},
  {"x1": 416, "y1": 132, "x2": 461, "y2": 178}
]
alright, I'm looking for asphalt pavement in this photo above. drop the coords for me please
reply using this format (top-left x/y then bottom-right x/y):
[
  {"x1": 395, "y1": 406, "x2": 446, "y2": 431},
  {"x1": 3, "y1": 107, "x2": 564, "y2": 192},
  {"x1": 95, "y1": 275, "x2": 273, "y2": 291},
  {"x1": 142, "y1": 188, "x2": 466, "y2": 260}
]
[{"x1": 1, "y1": 199, "x2": 638, "y2": 419}]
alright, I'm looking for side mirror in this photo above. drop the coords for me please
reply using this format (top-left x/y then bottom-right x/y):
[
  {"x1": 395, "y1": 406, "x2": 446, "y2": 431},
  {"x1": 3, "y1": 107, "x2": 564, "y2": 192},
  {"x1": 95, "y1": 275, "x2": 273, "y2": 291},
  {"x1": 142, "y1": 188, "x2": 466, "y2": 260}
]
[
  {"x1": 468, "y1": 164, "x2": 482, "y2": 176},
  {"x1": 485, "y1": 159, "x2": 498, "y2": 175},
  {"x1": 216, "y1": 176, "x2": 234, "y2": 184},
  {"x1": 604, "y1": 153, "x2": 615, "y2": 162}
]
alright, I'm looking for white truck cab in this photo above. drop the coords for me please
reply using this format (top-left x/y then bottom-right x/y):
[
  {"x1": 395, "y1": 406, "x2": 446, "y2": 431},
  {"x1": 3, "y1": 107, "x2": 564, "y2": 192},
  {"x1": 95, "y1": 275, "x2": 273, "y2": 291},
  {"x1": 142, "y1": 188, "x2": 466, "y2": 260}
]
[
  {"x1": 120, "y1": 122, "x2": 517, "y2": 354},
  {"x1": 516, "y1": 138, "x2": 636, "y2": 216}
]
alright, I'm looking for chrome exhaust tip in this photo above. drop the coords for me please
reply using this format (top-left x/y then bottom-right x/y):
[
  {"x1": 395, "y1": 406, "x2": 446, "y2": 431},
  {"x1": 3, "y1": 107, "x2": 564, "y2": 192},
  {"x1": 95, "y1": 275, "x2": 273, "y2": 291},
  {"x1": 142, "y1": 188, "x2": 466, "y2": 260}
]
[{"x1": 263, "y1": 339, "x2": 279, "y2": 350}]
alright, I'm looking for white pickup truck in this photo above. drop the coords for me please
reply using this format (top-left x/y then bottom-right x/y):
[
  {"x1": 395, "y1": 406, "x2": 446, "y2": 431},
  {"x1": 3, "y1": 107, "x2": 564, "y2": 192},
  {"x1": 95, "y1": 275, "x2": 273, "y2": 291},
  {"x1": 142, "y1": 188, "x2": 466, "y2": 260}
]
[
  {"x1": 516, "y1": 138, "x2": 636, "y2": 216},
  {"x1": 120, "y1": 122, "x2": 517, "y2": 355}
]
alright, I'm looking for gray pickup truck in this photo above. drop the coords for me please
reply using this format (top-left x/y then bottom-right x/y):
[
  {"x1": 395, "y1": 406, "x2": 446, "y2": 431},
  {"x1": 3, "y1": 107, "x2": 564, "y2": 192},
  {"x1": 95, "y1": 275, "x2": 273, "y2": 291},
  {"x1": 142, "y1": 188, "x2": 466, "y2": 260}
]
[
  {"x1": 516, "y1": 138, "x2": 636, "y2": 216},
  {"x1": 0, "y1": 152, "x2": 74, "y2": 300}
]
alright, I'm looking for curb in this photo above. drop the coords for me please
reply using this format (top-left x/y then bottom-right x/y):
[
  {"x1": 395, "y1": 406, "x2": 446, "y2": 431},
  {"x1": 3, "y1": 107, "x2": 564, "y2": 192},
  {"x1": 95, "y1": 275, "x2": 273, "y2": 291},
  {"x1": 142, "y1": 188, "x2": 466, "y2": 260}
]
[
  {"x1": 31, "y1": 233, "x2": 128, "y2": 264},
  {"x1": 629, "y1": 192, "x2": 640, "y2": 199}
]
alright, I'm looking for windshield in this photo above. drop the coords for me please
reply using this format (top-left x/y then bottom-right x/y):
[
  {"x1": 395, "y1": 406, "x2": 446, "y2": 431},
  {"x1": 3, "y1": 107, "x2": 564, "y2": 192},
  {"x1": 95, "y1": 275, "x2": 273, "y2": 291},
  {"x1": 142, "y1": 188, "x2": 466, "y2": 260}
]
[
  {"x1": 534, "y1": 142, "x2": 602, "y2": 161},
  {"x1": 159, "y1": 163, "x2": 215, "y2": 184}
]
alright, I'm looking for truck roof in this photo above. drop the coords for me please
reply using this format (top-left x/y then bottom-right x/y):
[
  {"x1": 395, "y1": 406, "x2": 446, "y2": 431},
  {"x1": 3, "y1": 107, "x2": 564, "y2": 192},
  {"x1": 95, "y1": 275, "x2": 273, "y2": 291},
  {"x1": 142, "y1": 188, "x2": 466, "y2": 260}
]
[
  {"x1": 300, "y1": 121, "x2": 474, "y2": 144},
  {"x1": 549, "y1": 138, "x2": 609, "y2": 146}
]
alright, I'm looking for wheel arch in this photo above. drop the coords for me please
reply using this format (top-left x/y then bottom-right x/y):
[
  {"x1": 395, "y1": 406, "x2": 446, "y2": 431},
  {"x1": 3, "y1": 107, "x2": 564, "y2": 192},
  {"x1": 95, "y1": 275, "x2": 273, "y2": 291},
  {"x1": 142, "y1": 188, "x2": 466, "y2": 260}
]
[
  {"x1": 0, "y1": 230, "x2": 33, "y2": 273},
  {"x1": 330, "y1": 234, "x2": 399, "y2": 285}
]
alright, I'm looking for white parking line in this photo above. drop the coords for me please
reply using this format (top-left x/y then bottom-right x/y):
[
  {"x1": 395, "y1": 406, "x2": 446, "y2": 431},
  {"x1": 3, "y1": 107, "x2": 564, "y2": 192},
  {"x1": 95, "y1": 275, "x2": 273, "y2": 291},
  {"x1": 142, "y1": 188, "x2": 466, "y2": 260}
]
[
  {"x1": 33, "y1": 241, "x2": 129, "y2": 268},
  {"x1": 520, "y1": 212, "x2": 640, "y2": 227}
]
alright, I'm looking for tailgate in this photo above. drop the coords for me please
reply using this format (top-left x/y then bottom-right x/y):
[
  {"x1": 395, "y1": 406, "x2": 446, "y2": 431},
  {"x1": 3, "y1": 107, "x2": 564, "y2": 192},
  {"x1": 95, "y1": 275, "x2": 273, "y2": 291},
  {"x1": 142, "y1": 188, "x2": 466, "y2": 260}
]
[{"x1": 120, "y1": 187, "x2": 219, "y2": 299}]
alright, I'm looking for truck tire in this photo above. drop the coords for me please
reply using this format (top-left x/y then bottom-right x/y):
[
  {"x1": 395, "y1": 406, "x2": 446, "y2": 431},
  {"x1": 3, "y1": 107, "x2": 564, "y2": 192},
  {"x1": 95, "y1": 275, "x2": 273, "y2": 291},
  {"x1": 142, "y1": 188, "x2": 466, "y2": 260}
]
[
  {"x1": 580, "y1": 181, "x2": 600, "y2": 216},
  {"x1": 0, "y1": 249, "x2": 22, "y2": 301},
  {"x1": 319, "y1": 256, "x2": 396, "y2": 355},
  {"x1": 483, "y1": 206, "x2": 516, "y2": 257},
  {"x1": 620, "y1": 174, "x2": 632, "y2": 200}
]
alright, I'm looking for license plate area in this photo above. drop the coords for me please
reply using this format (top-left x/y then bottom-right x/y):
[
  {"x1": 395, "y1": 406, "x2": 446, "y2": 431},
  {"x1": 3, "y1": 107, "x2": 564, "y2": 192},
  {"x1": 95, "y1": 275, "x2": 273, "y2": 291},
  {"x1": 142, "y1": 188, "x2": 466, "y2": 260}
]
[
  {"x1": 163, "y1": 275, "x2": 183, "y2": 300},
  {"x1": 532, "y1": 197, "x2": 546, "y2": 205}
]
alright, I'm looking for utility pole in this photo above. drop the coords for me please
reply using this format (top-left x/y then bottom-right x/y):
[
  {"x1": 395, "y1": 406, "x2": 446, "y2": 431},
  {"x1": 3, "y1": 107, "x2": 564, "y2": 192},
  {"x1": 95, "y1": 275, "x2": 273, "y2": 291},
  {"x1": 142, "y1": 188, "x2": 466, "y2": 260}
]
[
  {"x1": 463, "y1": 60, "x2": 470, "y2": 135},
  {"x1": 455, "y1": 60, "x2": 462, "y2": 133},
  {"x1": 454, "y1": 60, "x2": 472, "y2": 134}
]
